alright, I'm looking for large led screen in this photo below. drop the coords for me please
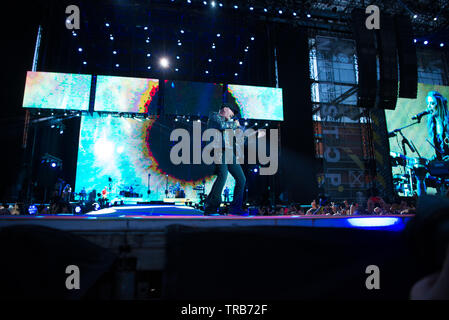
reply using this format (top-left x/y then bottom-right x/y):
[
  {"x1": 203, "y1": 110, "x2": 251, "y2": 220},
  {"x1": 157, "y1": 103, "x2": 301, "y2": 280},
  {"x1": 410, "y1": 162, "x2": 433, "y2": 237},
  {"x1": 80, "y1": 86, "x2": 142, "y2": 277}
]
[
  {"x1": 385, "y1": 83, "x2": 449, "y2": 197},
  {"x1": 74, "y1": 114, "x2": 235, "y2": 202},
  {"x1": 94, "y1": 75, "x2": 159, "y2": 113},
  {"x1": 227, "y1": 84, "x2": 283, "y2": 121},
  {"x1": 164, "y1": 80, "x2": 223, "y2": 117},
  {"x1": 22, "y1": 71, "x2": 91, "y2": 111}
]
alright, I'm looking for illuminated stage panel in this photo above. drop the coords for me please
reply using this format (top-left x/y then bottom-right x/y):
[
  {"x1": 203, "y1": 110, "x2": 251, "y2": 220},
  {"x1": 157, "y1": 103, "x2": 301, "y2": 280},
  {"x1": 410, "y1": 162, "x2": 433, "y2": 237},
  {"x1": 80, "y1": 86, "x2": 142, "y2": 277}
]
[
  {"x1": 74, "y1": 114, "x2": 235, "y2": 202},
  {"x1": 385, "y1": 83, "x2": 449, "y2": 196},
  {"x1": 22, "y1": 71, "x2": 91, "y2": 111},
  {"x1": 94, "y1": 75, "x2": 159, "y2": 113},
  {"x1": 227, "y1": 84, "x2": 283, "y2": 120},
  {"x1": 164, "y1": 80, "x2": 223, "y2": 116}
]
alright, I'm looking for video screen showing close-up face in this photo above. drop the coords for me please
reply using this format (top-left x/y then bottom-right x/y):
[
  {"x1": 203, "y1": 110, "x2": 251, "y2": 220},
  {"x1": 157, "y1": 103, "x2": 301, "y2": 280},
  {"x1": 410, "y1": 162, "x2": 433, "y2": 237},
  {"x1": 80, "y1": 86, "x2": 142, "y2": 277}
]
[{"x1": 385, "y1": 83, "x2": 449, "y2": 197}]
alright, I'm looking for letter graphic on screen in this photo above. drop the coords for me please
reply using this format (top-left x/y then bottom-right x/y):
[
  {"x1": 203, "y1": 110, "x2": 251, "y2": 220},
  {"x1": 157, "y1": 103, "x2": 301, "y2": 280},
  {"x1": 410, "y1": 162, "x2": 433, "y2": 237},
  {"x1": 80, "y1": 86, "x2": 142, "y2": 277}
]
[
  {"x1": 227, "y1": 84, "x2": 284, "y2": 120},
  {"x1": 22, "y1": 71, "x2": 91, "y2": 111},
  {"x1": 164, "y1": 80, "x2": 223, "y2": 116},
  {"x1": 94, "y1": 75, "x2": 159, "y2": 113}
]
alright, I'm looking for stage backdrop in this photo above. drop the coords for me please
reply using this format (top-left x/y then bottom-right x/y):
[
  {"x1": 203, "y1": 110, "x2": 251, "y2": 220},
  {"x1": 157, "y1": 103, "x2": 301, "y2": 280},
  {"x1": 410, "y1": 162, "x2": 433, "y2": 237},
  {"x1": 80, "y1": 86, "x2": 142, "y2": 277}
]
[
  {"x1": 385, "y1": 83, "x2": 449, "y2": 195},
  {"x1": 94, "y1": 75, "x2": 159, "y2": 113},
  {"x1": 74, "y1": 113, "x2": 235, "y2": 202},
  {"x1": 22, "y1": 71, "x2": 91, "y2": 111}
]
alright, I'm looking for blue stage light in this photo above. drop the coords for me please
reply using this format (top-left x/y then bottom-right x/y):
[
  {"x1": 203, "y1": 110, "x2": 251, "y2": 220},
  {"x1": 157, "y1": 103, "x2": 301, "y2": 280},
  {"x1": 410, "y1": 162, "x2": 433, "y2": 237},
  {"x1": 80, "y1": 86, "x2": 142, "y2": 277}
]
[
  {"x1": 115, "y1": 64, "x2": 119, "y2": 67},
  {"x1": 249, "y1": 7, "x2": 253, "y2": 11},
  {"x1": 203, "y1": 1, "x2": 207, "y2": 5},
  {"x1": 279, "y1": 10, "x2": 283, "y2": 14},
  {"x1": 239, "y1": 61, "x2": 243, "y2": 65},
  {"x1": 211, "y1": 1, "x2": 216, "y2": 7},
  {"x1": 253, "y1": 168, "x2": 258, "y2": 173},
  {"x1": 208, "y1": 58, "x2": 212, "y2": 62},
  {"x1": 144, "y1": 26, "x2": 148, "y2": 30},
  {"x1": 234, "y1": 5, "x2": 238, "y2": 9},
  {"x1": 75, "y1": 206, "x2": 82, "y2": 213},
  {"x1": 83, "y1": 61, "x2": 87, "y2": 65},
  {"x1": 28, "y1": 205, "x2": 38, "y2": 215},
  {"x1": 413, "y1": 14, "x2": 417, "y2": 19},
  {"x1": 217, "y1": 33, "x2": 221, "y2": 37},
  {"x1": 51, "y1": 162, "x2": 57, "y2": 168},
  {"x1": 307, "y1": 13, "x2": 311, "y2": 18},
  {"x1": 264, "y1": 8, "x2": 267, "y2": 12},
  {"x1": 105, "y1": 23, "x2": 110, "y2": 27},
  {"x1": 347, "y1": 217, "x2": 400, "y2": 227},
  {"x1": 440, "y1": 43, "x2": 445, "y2": 47},
  {"x1": 176, "y1": 56, "x2": 180, "y2": 59},
  {"x1": 113, "y1": 50, "x2": 117, "y2": 54},
  {"x1": 424, "y1": 40, "x2": 429, "y2": 45},
  {"x1": 78, "y1": 47, "x2": 83, "y2": 52},
  {"x1": 413, "y1": 39, "x2": 417, "y2": 43}
]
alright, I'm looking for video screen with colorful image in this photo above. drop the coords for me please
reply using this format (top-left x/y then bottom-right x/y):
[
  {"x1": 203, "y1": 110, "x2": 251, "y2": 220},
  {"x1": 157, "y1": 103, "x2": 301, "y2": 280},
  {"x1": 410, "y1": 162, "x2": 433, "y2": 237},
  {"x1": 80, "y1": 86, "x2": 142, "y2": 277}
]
[
  {"x1": 22, "y1": 71, "x2": 91, "y2": 111},
  {"x1": 227, "y1": 84, "x2": 283, "y2": 121},
  {"x1": 164, "y1": 80, "x2": 224, "y2": 117},
  {"x1": 94, "y1": 75, "x2": 159, "y2": 113},
  {"x1": 385, "y1": 83, "x2": 449, "y2": 197},
  {"x1": 74, "y1": 114, "x2": 235, "y2": 203}
]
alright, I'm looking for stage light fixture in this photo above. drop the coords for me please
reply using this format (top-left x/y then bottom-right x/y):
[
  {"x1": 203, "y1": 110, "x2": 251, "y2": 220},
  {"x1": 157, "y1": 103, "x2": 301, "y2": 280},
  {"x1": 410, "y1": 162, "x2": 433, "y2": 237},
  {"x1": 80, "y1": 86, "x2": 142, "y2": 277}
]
[
  {"x1": 51, "y1": 124, "x2": 55, "y2": 128},
  {"x1": 264, "y1": 8, "x2": 267, "y2": 12},
  {"x1": 113, "y1": 50, "x2": 117, "y2": 54},
  {"x1": 234, "y1": 72, "x2": 238, "y2": 76},
  {"x1": 216, "y1": 33, "x2": 220, "y2": 37},
  {"x1": 249, "y1": 7, "x2": 253, "y2": 11},
  {"x1": 176, "y1": 56, "x2": 180, "y2": 59},
  {"x1": 78, "y1": 48, "x2": 83, "y2": 52},
  {"x1": 413, "y1": 14, "x2": 417, "y2": 19},
  {"x1": 441, "y1": 43, "x2": 445, "y2": 47},
  {"x1": 115, "y1": 63, "x2": 120, "y2": 67},
  {"x1": 278, "y1": 10, "x2": 283, "y2": 14},
  {"x1": 160, "y1": 57, "x2": 169, "y2": 68},
  {"x1": 293, "y1": 12, "x2": 297, "y2": 16},
  {"x1": 212, "y1": 44, "x2": 216, "y2": 49},
  {"x1": 110, "y1": 36, "x2": 114, "y2": 40},
  {"x1": 239, "y1": 61, "x2": 242, "y2": 65},
  {"x1": 28, "y1": 205, "x2": 38, "y2": 215},
  {"x1": 146, "y1": 39, "x2": 150, "y2": 43},
  {"x1": 180, "y1": 29, "x2": 184, "y2": 34},
  {"x1": 187, "y1": 0, "x2": 191, "y2": 3},
  {"x1": 307, "y1": 13, "x2": 311, "y2": 18},
  {"x1": 83, "y1": 61, "x2": 87, "y2": 65},
  {"x1": 51, "y1": 162, "x2": 57, "y2": 168},
  {"x1": 72, "y1": 32, "x2": 77, "y2": 36},
  {"x1": 105, "y1": 23, "x2": 110, "y2": 27},
  {"x1": 211, "y1": 1, "x2": 216, "y2": 7},
  {"x1": 203, "y1": 1, "x2": 207, "y2": 5},
  {"x1": 414, "y1": 39, "x2": 417, "y2": 43},
  {"x1": 244, "y1": 121, "x2": 248, "y2": 126},
  {"x1": 75, "y1": 206, "x2": 82, "y2": 214},
  {"x1": 254, "y1": 122, "x2": 258, "y2": 126},
  {"x1": 37, "y1": 112, "x2": 41, "y2": 115},
  {"x1": 205, "y1": 70, "x2": 209, "y2": 74},
  {"x1": 234, "y1": 5, "x2": 238, "y2": 9},
  {"x1": 265, "y1": 123, "x2": 268, "y2": 126},
  {"x1": 434, "y1": 17, "x2": 438, "y2": 21},
  {"x1": 208, "y1": 58, "x2": 212, "y2": 62},
  {"x1": 144, "y1": 26, "x2": 148, "y2": 30},
  {"x1": 253, "y1": 168, "x2": 258, "y2": 173},
  {"x1": 251, "y1": 36, "x2": 255, "y2": 40},
  {"x1": 424, "y1": 40, "x2": 429, "y2": 45},
  {"x1": 178, "y1": 42, "x2": 182, "y2": 46}
]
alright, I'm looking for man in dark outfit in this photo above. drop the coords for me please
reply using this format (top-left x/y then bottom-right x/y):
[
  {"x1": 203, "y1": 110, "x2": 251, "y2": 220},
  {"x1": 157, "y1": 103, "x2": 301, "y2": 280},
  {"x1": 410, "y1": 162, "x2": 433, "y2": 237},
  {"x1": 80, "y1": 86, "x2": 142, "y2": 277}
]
[{"x1": 203, "y1": 104, "x2": 248, "y2": 216}]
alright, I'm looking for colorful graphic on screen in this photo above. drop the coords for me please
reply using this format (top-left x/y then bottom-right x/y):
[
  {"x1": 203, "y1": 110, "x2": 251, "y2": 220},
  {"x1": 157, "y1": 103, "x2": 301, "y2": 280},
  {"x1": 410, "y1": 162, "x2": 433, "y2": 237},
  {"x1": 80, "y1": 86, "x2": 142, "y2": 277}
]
[
  {"x1": 227, "y1": 84, "x2": 283, "y2": 120},
  {"x1": 94, "y1": 75, "x2": 159, "y2": 113},
  {"x1": 74, "y1": 114, "x2": 235, "y2": 202},
  {"x1": 385, "y1": 83, "x2": 449, "y2": 197},
  {"x1": 164, "y1": 80, "x2": 223, "y2": 116},
  {"x1": 22, "y1": 71, "x2": 91, "y2": 111}
]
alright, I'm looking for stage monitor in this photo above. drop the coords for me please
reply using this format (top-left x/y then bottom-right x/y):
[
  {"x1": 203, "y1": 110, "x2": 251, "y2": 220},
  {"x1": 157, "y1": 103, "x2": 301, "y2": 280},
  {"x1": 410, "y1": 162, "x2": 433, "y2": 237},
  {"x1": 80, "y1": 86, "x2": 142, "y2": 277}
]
[
  {"x1": 74, "y1": 114, "x2": 235, "y2": 202},
  {"x1": 94, "y1": 75, "x2": 159, "y2": 113},
  {"x1": 385, "y1": 83, "x2": 449, "y2": 197},
  {"x1": 22, "y1": 71, "x2": 91, "y2": 111},
  {"x1": 164, "y1": 80, "x2": 224, "y2": 117},
  {"x1": 227, "y1": 84, "x2": 284, "y2": 121}
]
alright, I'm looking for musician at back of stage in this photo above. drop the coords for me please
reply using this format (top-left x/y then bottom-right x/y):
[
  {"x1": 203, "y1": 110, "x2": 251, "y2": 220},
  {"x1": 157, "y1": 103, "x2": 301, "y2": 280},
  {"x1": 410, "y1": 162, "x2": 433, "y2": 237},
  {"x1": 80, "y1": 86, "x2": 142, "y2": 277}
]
[{"x1": 426, "y1": 91, "x2": 449, "y2": 161}]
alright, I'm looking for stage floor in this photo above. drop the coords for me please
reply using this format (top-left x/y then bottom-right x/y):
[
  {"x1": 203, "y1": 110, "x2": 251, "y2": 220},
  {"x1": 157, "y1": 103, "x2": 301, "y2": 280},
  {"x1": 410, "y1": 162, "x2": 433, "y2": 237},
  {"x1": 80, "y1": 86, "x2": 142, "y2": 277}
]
[{"x1": 0, "y1": 204, "x2": 414, "y2": 231}]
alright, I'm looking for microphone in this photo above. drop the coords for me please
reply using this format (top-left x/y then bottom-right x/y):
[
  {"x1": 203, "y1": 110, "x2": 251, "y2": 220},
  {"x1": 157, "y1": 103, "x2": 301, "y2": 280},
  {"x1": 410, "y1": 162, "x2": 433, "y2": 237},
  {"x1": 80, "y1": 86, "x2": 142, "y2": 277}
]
[{"x1": 411, "y1": 110, "x2": 430, "y2": 121}]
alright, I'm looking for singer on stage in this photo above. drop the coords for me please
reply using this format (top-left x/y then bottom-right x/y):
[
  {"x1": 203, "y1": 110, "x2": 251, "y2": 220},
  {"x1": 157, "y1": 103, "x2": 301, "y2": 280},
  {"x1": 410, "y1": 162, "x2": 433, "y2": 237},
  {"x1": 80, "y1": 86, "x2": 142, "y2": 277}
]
[
  {"x1": 203, "y1": 104, "x2": 247, "y2": 216},
  {"x1": 426, "y1": 91, "x2": 449, "y2": 161}
]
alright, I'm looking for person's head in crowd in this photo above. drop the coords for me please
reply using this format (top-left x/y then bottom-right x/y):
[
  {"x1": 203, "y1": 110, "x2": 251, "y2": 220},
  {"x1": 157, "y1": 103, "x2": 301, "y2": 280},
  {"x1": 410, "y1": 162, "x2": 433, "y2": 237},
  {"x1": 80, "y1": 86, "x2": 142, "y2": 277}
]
[{"x1": 311, "y1": 199, "x2": 318, "y2": 209}]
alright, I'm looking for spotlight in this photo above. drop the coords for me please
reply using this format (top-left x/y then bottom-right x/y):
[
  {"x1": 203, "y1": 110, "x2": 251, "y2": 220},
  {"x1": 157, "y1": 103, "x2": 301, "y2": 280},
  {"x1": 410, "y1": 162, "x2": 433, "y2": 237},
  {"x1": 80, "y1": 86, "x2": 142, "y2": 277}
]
[
  {"x1": 251, "y1": 36, "x2": 255, "y2": 40},
  {"x1": 219, "y1": 2, "x2": 223, "y2": 7},
  {"x1": 216, "y1": 33, "x2": 221, "y2": 37},
  {"x1": 413, "y1": 14, "x2": 417, "y2": 19},
  {"x1": 187, "y1": 0, "x2": 191, "y2": 3},
  {"x1": 208, "y1": 58, "x2": 212, "y2": 62},
  {"x1": 264, "y1": 8, "x2": 267, "y2": 12},
  {"x1": 105, "y1": 23, "x2": 110, "y2": 27},
  {"x1": 253, "y1": 168, "x2": 258, "y2": 173},
  {"x1": 51, "y1": 124, "x2": 55, "y2": 128},
  {"x1": 75, "y1": 206, "x2": 82, "y2": 214},
  {"x1": 265, "y1": 123, "x2": 268, "y2": 126},
  {"x1": 244, "y1": 121, "x2": 248, "y2": 126},
  {"x1": 203, "y1": 1, "x2": 207, "y2": 5},
  {"x1": 175, "y1": 68, "x2": 179, "y2": 72},
  {"x1": 51, "y1": 162, "x2": 57, "y2": 168},
  {"x1": 28, "y1": 205, "x2": 38, "y2": 215},
  {"x1": 176, "y1": 56, "x2": 180, "y2": 59},
  {"x1": 147, "y1": 53, "x2": 151, "y2": 57},
  {"x1": 147, "y1": 66, "x2": 151, "y2": 69},
  {"x1": 160, "y1": 57, "x2": 169, "y2": 68},
  {"x1": 115, "y1": 63, "x2": 120, "y2": 67},
  {"x1": 234, "y1": 72, "x2": 238, "y2": 76},
  {"x1": 424, "y1": 40, "x2": 429, "y2": 45},
  {"x1": 434, "y1": 17, "x2": 438, "y2": 21},
  {"x1": 180, "y1": 29, "x2": 184, "y2": 33},
  {"x1": 146, "y1": 39, "x2": 150, "y2": 43},
  {"x1": 83, "y1": 61, "x2": 87, "y2": 65},
  {"x1": 113, "y1": 50, "x2": 117, "y2": 54},
  {"x1": 175, "y1": 118, "x2": 178, "y2": 122},
  {"x1": 307, "y1": 13, "x2": 311, "y2": 18},
  {"x1": 212, "y1": 44, "x2": 216, "y2": 49},
  {"x1": 279, "y1": 10, "x2": 283, "y2": 14},
  {"x1": 441, "y1": 43, "x2": 445, "y2": 47},
  {"x1": 72, "y1": 32, "x2": 77, "y2": 36},
  {"x1": 293, "y1": 12, "x2": 297, "y2": 16},
  {"x1": 211, "y1": 1, "x2": 216, "y2": 7},
  {"x1": 144, "y1": 26, "x2": 148, "y2": 30},
  {"x1": 239, "y1": 61, "x2": 242, "y2": 65},
  {"x1": 249, "y1": 7, "x2": 253, "y2": 11},
  {"x1": 178, "y1": 42, "x2": 182, "y2": 46},
  {"x1": 254, "y1": 122, "x2": 258, "y2": 126},
  {"x1": 414, "y1": 39, "x2": 417, "y2": 43},
  {"x1": 60, "y1": 130, "x2": 63, "y2": 134},
  {"x1": 110, "y1": 36, "x2": 114, "y2": 40},
  {"x1": 78, "y1": 47, "x2": 83, "y2": 52},
  {"x1": 205, "y1": 70, "x2": 209, "y2": 74},
  {"x1": 234, "y1": 5, "x2": 238, "y2": 9}
]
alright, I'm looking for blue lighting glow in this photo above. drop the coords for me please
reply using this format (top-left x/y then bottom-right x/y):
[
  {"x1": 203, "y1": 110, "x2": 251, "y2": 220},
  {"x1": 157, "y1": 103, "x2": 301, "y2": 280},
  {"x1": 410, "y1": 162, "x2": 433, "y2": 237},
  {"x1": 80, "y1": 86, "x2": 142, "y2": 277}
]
[
  {"x1": 28, "y1": 205, "x2": 38, "y2": 215},
  {"x1": 347, "y1": 217, "x2": 400, "y2": 227},
  {"x1": 51, "y1": 162, "x2": 57, "y2": 168},
  {"x1": 75, "y1": 206, "x2": 82, "y2": 213}
]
